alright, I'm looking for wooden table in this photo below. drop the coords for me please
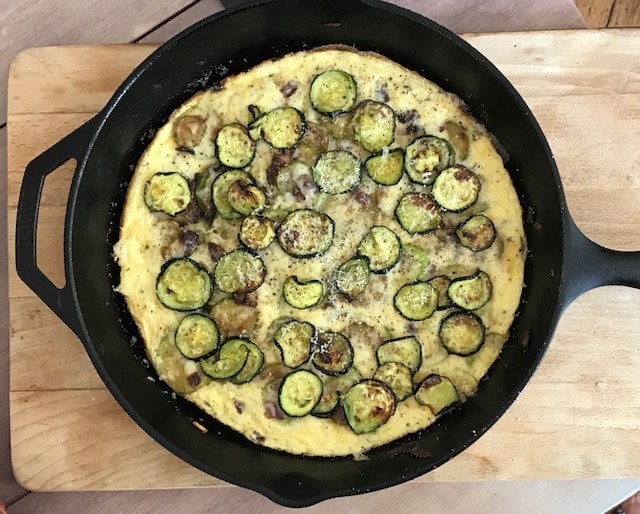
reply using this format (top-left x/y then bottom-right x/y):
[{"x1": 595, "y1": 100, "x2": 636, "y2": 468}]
[{"x1": 3, "y1": 1, "x2": 640, "y2": 513}]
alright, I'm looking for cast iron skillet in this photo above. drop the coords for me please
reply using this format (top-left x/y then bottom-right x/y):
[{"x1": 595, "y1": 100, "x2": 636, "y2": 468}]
[{"x1": 15, "y1": 0, "x2": 640, "y2": 507}]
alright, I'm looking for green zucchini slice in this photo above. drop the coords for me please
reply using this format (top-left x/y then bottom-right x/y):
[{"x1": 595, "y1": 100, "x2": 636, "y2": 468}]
[
  {"x1": 393, "y1": 282, "x2": 438, "y2": 321},
  {"x1": 364, "y1": 148, "x2": 405, "y2": 186},
  {"x1": 357, "y1": 226, "x2": 401, "y2": 273},
  {"x1": 283, "y1": 276, "x2": 324, "y2": 309},
  {"x1": 431, "y1": 165, "x2": 481, "y2": 212},
  {"x1": 427, "y1": 275, "x2": 452, "y2": 310},
  {"x1": 312, "y1": 331, "x2": 354, "y2": 376},
  {"x1": 335, "y1": 258, "x2": 370, "y2": 299},
  {"x1": 279, "y1": 370, "x2": 323, "y2": 417},
  {"x1": 144, "y1": 172, "x2": 191, "y2": 216},
  {"x1": 312, "y1": 150, "x2": 361, "y2": 194},
  {"x1": 343, "y1": 379, "x2": 396, "y2": 434},
  {"x1": 227, "y1": 181, "x2": 266, "y2": 216},
  {"x1": 404, "y1": 136, "x2": 455, "y2": 185},
  {"x1": 230, "y1": 340, "x2": 264, "y2": 384},
  {"x1": 156, "y1": 258, "x2": 212, "y2": 311},
  {"x1": 200, "y1": 338, "x2": 249, "y2": 380},
  {"x1": 373, "y1": 362, "x2": 414, "y2": 401},
  {"x1": 239, "y1": 215, "x2": 276, "y2": 251},
  {"x1": 215, "y1": 123, "x2": 256, "y2": 169},
  {"x1": 211, "y1": 170, "x2": 253, "y2": 220},
  {"x1": 395, "y1": 193, "x2": 442, "y2": 234},
  {"x1": 274, "y1": 320, "x2": 315, "y2": 368},
  {"x1": 173, "y1": 114, "x2": 206, "y2": 148},
  {"x1": 448, "y1": 271, "x2": 492, "y2": 310},
  {"x1": 309, "y1": 69, "x2": 357, "y2": 115},
  {"x1": 311, "y1": 386, "x2": 340, "y2": 417},
  {"x1": 376, "y1": 336, "x2": 422, "y2": 374},
  {"x1": 254, "y1": 107, "x2": 306, "y2": 149},
  {"x1": 277, "y1": 209, "x2": 335, "y2": 257},
  {"x1": 414, "y1": 374, "x2": 460, "y2": 415},
  {"x1": 351, "y1": 100, "x2": 396, "y2": 153},
  {"x1": 439, "y1": 312, "x2": 485, "y2": 356},
  {"x1": 213, "y1": 249, "x2": 266, "y2": 294},
  {"x1": 456, "y1": 214, "x2": 497, "y2": 251},
  {"x1": 400, "y1": 243, "x2": 430, "y2": 282},
  {"x1": 175, "y1": 313, "x2": 220, "y2": 359}
]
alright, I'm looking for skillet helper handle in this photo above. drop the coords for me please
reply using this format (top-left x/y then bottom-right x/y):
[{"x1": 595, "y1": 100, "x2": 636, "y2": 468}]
[
  {"x1": 15, "y1": 118, "x2": 98, "y2": 338},
  {"x1": 563, "y1": 215, "x2": 640, "y2": 304},
  {"x1": 220, "y1": 0, "x2": 252, "y2": 9}
]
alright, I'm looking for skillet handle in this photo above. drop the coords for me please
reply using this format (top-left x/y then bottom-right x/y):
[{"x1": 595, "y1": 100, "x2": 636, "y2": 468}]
[
  {"x1": 562, "y1": 215, "x2": 640, "y2": 305},
  {"x1": 15, "y1": 118, "x2": 98, "y2": 338},
  {"x1": 220, "y1": 0, "x2": 252, "y2": 9}
]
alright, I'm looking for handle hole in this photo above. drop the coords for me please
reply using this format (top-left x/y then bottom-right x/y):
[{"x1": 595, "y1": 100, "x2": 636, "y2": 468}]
[{"x1": 36, "y1": 159, "x2": 76, "y2": 288}]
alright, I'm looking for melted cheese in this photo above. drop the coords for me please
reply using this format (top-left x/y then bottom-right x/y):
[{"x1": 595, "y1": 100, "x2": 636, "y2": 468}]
[{"x1": 114, "y1": 47, "x2": 526, "y2": 457}]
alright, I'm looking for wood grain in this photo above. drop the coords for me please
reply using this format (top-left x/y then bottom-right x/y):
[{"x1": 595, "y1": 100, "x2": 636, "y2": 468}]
[
  {"x1": 6, "y1": 30, "x2": 640, "y2": 494},
  {"x1": 573, "y1": 0, "x2": 616, "y2": 27},
  {"x1": 610, "y1": 0, "x2": 640, "y2": 27}
]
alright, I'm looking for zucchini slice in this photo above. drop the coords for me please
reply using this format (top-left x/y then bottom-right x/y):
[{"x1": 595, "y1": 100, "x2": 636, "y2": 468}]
[
  {"x1": 200, "y1": 338, "x2": 249, "y2": 380},
  {"x1": 239, "y1": 215, "x2": 276, "y2": 251},
  {"x1": 393, "y1": 282, "x2": 438, "y2": 321},
  {"x1": 335, "y1": 258, "x2": 370, "y2": 299},
  {"x1": 283, "y1": 276, "x2": 324, "y2": 309},
  {"x1": 351, "y1": 100, "x2": 396, "y2": 153},
  {"x1": 215, "y1": 123, "x2": 256, "y2": 169},
  {"x1": 427, "y1": 275, "x2": 452, "y2": 310},
  {"x1": 311, "y1": 386, "x2": 340, "y2": 417},
  {"x1": 312, "y1": 150, "x2": 361, "y2": 194},
  {"x1": 279, "y1": 370, "x2": 323, "y2": 417},
  {"x1": 404, "y1": 136, "x2": 455, "y2": 185},
  {"x1": 456, "y1": 214, "x2": 497, "y2": 251},
  {"x1": 448, "y1": 271, "x2": 492, "y2": 310},
  {"x1": 213, "y1": 249, "x2": 266, "y2": 294},
  {"x1": 414, "y1": 374, "x2": 460, "y2": 415},
  {"x1": 395, "y1": 193, "x2": 442, "y2": 234},
  {"x1": 373, "y1": 362, "x2": 414, "y2": 401},
  {"x1": 312, "y1": 331, "x2": 354, "y2": 376},
  {"x1": 431, "y1": 165, "x2": 481, "y2": 212},
  {"x1": 439, "y1": 312, "x2": 485, "y2": 356},
  {"x1": 364, "y1": 148, "x2": 404, "y2": 186},
  {"x1": 309, "y1": 69, "x2": 357, "y2": 115},
  {"x1": 230, "y1": 340, "x2": 264, "y2": 384},
  {"x1": 175, "y1": 313, "x2": 220, "y2": 359},
  {"x1": 227, "y1": 181, "x2": 266, "y2": 215},
  {"x1": 343, "y1": 379, "x2": 396, "y2": 434},
  {"x1": 144, "y1": 172, "x2": 191, "y2": 216},
  {"x1": 156, "y1": 258, "x2": 212, "y2": 311},
  {"x1": 252, "y1": 107, "x2": 306, "y2": 149},
  {"x1": 173, "y1": 114, "x2": 206, "y2": 148},
  {"x1": 212, "y1": 170, "x2": 253, "y2": 220},
  {"x1": 400, "y1": 243, "x2": 430, "y2": 282},
  {"x1": 277, "y1": 209, "x2": 335, "y2": 257},
  {"x1": 357, "y1": 226, "x2": 401, "y2": 273},
  {"x1": 376, "y1": 336, "x2": 422, "y2": 374},
  {"x1": 274, "y1": 320, "x2": 315, "y2": 368}
]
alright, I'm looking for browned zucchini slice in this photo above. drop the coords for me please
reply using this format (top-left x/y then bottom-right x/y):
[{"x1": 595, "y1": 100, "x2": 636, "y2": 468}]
[
  {"x1": 309, "y1": 69, "x2": 357, "y2": 116},
  {"x1": 364, "y1": 148, "x2": 405, "y2": 185},
  {"x1": 239, "y1": 215, "x2": 276, "y2": 251},
  {"x1": 394, "y1": 282, "x2": 438, "y2": 321},
  {"x1": 415, "y1": 374, "x2": 460, "y2": 415},
  {"x1": 376, "y1": 336, "x2": 422, "y2": 374},
  {"x1": 373, "y1": 362, "x2": 414, "y2": 401},
  {"x1": 351, "y1": 100, "x2": 395, "y2": 152},
  {"x1": 156, "y1": 258, "x2": 212, "y2": 311},
  {"x1": 312, "y1": 150, "x2": 361, "y2": 194},
  {"x1": 213, "y1": 249, "x2": 265, "y2": 294},
  {"x1": 211, "y1": 170, "x2": 252, "y2": 220},
  {"x1": 431, "y1": 164, "x2": 481, "y2": 212},
  {"x1": 144, "y1": 172, "x2": 191, "y2": 216},
  {"x1": 395, "y1": 192, "x2": 442, "y2": 234},
  {"x1": 427, "y1": 275, "x2": 452, "y2": 309},
  {"x1": 274, "y1": 320, "x2": 316, "y2": 368},
  {"x1": 251, "y1": 107, "x2": 306, "y2": 149},
  {"x1": 335, "y1": 258, "x2": 370, "y2": 299},
  {"x1": 227, "y1": 181, "x2": 266, "y2": 216},
  {"x1": 448, "y1": 271, "x2": 492, "y2": 310},
  {"x1": 357, "y1": 226, "x2": 402, "y2": 273},
  {"x1": 173, "y1": 114, "x2": 206, "y2": 148},
  {"x1": 215, "y1": 123, "x2": 256, "y2": 169},
  {"x1": 404, "y1": 135, "x2": 454, "y2": 185},
  {"x1": 456, "y1": 214, "x2": 497, "y2": 251},
  {"x1": 439, "y1": 312, "x2": 485, "y2": 355},
  {"x1": 312, "y1": 331, "x2": 354, "y2": 376},
  {"x1": 343, "y1": 379, "x2": 396, "y2": 434},
  {"x1": 277, "y1": 209, "x2": 335, "y2": 257}
]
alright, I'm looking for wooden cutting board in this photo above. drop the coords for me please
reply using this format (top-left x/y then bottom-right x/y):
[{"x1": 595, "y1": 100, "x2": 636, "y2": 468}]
[{"x1": 7, "y1": 30, "x2": 640, "y2": 492}]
